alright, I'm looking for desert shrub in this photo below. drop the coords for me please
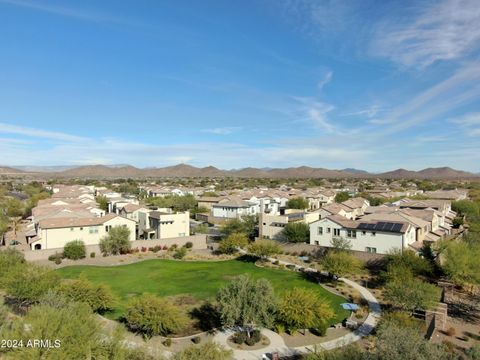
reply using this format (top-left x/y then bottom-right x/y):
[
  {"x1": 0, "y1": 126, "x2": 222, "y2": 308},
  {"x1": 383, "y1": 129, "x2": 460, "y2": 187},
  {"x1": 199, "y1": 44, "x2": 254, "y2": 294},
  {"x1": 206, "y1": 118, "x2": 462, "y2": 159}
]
[
  {"x1": 233, "y1": 331, "x2": 247, "y2": 344},
  {"x1": 99, "y1": 226, "x2": 131, "y2": 255},
  {"x1": 63, "y1": 240, "x2": 86, "y2": 260},
  {"x1": 173, "y1": 247, "x2": 187, "y2": 259},
  {"x1": 48, "y1": 252, "x2": 63, "y2": 262},
  {"x1": 445, "y1": 327, "x2": 456, "y2": 337},
  {"x1": 57, "y1": 276, "x2": 115, "y2": 312},
  {"x1": 55, "y1": 257, "x2": 62, "y2": 265},
  {"x1": 192, "y1": 336, "x2": 201, "y2": 344},
  {"x1": 185, "y1": 241, "x2": 193, "y2": 249},
  {"x1": 251, "y1": 329, "x2": 261, "y2": 343},
  {"x1": 245, "y1": 337, "x2": 256, "y2": 346},
  {"x1": 125, "y1": 294, "x2": 187, "y2": 337},
  {"x1": 90, "y1": 252, "x2": 96, "y2": 258},
  {"x1": 163, "y1": 338, "x2": 172, "y2": 347}
]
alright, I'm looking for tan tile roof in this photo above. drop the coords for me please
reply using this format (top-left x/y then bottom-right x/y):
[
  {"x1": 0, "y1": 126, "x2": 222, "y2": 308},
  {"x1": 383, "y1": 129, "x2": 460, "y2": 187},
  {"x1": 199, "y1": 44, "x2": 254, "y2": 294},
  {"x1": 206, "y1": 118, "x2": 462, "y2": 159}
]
[{"x1": 38, "y1": 214, "x2": 131, "y2": 229}]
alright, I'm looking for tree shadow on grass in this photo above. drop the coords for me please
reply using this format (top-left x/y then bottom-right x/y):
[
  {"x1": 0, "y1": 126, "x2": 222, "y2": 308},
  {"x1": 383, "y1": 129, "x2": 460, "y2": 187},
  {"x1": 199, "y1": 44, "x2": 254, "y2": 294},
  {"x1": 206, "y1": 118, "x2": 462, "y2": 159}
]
[
  {"x1": 189, "y1": 302, "x2": 222, "y2": 332},
  {"x1": 235, "y1": 254, "x2": 258, "y2": 263}
]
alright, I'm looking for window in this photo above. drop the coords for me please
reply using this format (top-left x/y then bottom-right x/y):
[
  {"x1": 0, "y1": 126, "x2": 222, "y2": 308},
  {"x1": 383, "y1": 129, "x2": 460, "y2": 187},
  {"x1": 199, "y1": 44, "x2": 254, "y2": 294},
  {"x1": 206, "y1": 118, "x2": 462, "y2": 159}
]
[
  {"x1": 89, "y1": 226, "x2": 98, "y2": 234},
  {"x1": 333, "y1": 228, "x2": 340, "y2": 236},
  {"x1": 80, "y1": 227, "x2": 83, "y2": 231},
  {"x1": 347, "y1": 230, "x2": 356, "y2": 238},
  {"x1": 318, "y1": 227, "x2": 323, "y2": 235},
  {"x1": 371, "y1": 232, "x2": 376, "y2": 236},
  {"x1": 315, "y1": 241, "x2": 319, "y2": 245},
  {"x1": 70, "y1": 228, "x2": 74, "y2": 231},
  {"x1": 327, "y1": 227, "x2": 331, "y2": 233},
  {"x1": 366, "y1": 247, "x2": 377, "y2": 253},
  {"x1": 362, "y1": 231, "x2": 366, "y2": 235}
]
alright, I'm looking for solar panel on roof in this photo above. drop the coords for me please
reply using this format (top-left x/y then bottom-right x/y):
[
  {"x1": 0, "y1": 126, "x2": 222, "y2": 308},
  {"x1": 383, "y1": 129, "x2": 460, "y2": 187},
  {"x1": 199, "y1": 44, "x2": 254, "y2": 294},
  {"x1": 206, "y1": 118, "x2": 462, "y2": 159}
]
[{"x1": 392, "y1": 223, "x2": 403, "y2": 232}]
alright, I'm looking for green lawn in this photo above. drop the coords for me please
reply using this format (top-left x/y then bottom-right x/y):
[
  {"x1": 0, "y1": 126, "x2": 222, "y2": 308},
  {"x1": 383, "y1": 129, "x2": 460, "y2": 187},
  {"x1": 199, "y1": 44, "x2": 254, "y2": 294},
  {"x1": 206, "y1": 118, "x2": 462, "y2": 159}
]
[{"x1": 57, "y1": 257, "x2": 349, "y2": 324}]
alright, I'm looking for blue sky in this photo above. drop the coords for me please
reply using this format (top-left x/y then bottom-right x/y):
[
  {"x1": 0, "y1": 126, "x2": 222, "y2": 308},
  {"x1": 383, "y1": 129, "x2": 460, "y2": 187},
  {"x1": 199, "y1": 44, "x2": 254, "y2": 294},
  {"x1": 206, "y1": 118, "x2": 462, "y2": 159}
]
[{"x1": 0, "y1": 0, "x2": 479, "y2": 172}]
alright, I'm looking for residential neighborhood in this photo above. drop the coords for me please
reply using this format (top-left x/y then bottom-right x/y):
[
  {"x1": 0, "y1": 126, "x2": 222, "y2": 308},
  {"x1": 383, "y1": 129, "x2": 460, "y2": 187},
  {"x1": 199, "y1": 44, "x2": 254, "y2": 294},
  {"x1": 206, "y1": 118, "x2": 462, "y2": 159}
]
[{"x1": 1, "y1": 0, "x2": 480, "y2": 359}]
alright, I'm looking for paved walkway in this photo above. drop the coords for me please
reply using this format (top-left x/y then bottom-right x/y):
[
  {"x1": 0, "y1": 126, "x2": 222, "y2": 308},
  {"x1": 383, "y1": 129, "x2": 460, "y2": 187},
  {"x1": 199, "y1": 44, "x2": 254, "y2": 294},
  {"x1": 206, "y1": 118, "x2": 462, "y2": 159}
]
[{"x1": 212, "y1": 251, "x2": 382, "y2": 359}]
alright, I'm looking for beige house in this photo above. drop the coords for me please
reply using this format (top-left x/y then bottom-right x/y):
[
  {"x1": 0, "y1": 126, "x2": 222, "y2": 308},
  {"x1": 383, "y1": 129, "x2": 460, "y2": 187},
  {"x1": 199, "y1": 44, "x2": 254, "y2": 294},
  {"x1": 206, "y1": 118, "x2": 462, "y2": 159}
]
[
  {"x1": 137, "y1": 210, "x2": 190, "y2": 240},
  {"x1": 259, "y1": 210, "x2": 320, "y2": 240},
  {"x1": 32, "y1": 214, "x2": 136, "y2": 250}
]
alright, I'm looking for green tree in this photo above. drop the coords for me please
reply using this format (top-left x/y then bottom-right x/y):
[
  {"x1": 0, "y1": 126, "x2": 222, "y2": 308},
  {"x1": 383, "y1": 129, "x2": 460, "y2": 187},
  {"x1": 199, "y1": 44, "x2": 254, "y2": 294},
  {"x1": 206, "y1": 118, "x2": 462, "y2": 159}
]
[
  {"x1": 5, "y1": 264, "x2": 59, "y2": 304},
  {"x1": 220, "y1": 215, "x2": 257, "y2": 239},
  {"x1": 124, "y1": 294, "x2": 187, "y2": 337},
  {"x1": 216, "y1": 275, "x2": 276, "y2": 337},
  {"x1": 334, "y1": 192, "x2": 350, "y2": 203},
  {"x1": 282, "y1": 222, "x2": 310, "y2": 243},
  {"x1": 0, "y1": 248, "x2": 25, "y2": 287},
  {"x1": 286, "y1": 197, "x2": 309, "y2": 210},
  {"x1": 5, "y1": 198, "x2": 24, "y2": 218},
  {"x1": 370, "y1": 318, "x2": 454, "y2": 360},
  {"x1": 320, "y1": 251, "x2": 363, "y2": 279},
  {"x1": 443, "y1": 241, "x2": 480, "y2": 289},
  {"x1": 56, "y1": 276, "x2": 115, "y2": 313},
  {"x1": 278, "y1": 288, "x2": 335, "y2": 335},
  {"x1": 63, "y1": 240, "x2": 86, "y2": 260},
  {"x1": 330, "y1": 237, "x2": 352, "y2": 251},
  {"x1": 0, "y1": 301, "x2": 100, "y2": 360},
  {"x1": 248, "y1": 239, "x2": 282, "y2": 258},
  {"x1": 99, "y1": 225, "x2": 131, "y2": 255},
  {"x1": 194, "y1": 223, "x2": 209, "y2": 234},
  {"x1": 218, "y1": 232, "x2": 249, "y2": 254},
  {"x1": 172, "y1": 341, "x2": 233, "y2": 360},
  {"x1": 384, "y1": 274, "x2": 439, "y2": 312},
  {"x1": 96, "y1": 195, "x2": 109, "y2": 212},
  {"x1": 384, "y1": 249, "x2": 433, "y2": 277}
]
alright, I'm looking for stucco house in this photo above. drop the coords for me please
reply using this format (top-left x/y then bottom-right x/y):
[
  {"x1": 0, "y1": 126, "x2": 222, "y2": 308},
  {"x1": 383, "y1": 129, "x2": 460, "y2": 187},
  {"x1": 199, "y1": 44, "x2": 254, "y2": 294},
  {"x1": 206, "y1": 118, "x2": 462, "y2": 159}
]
[
  {"x1": 31, "y1": 214, "x2": 136, "y2": 251},
  {"x1": 309, "y1": 215, "x2": 415, "y2": 255}
]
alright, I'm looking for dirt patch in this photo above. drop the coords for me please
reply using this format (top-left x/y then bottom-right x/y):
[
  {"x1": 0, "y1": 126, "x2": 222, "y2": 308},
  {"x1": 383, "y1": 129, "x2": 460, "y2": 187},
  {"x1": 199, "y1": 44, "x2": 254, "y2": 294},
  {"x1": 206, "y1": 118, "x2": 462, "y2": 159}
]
[{"x1": 281, "y1": 327, "x2": 351, "y2": 347}]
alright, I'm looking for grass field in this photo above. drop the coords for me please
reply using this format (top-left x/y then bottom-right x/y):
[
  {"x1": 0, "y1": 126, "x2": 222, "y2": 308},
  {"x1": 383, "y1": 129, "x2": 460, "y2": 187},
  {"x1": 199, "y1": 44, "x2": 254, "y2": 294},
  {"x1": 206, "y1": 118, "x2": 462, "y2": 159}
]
[{"x1": 57, "y1": 257, "x2": 349, "y2": 325}]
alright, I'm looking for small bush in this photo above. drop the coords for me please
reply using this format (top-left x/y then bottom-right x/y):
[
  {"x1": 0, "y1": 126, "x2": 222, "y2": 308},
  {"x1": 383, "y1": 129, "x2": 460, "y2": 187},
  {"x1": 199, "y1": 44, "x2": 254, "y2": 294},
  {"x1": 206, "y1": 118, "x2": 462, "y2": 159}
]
[
  {"x1": 90, "y1": 252, "x2": 96, "y2": 258},
  {"x1": 233, "y1": 331, "x2": 247, "y2": 344},
  {"x1": 192, "y1": 336, "x2": 201, "y2": 344},
  {"x1": 446, "y1": 327, "x2": 456, "y2": 337},
  {"x1": 152, "y1": 245, "x2": 161, "y2": 253},
  {"x1": 163, "y1": 338, "x2": 172, "y2": 347},
  {"x1": 63, "y1": 240, "x2": 86, "y2": 260},
  {"x1": 55, "y1": 257, "x2": 62, "y2": 265},
  {"x1": 274, "y1": 323, "x2": 285, "y2": 334},
  {"x1": 141, "y1": 247, "x2": 147, "y2": 253},
  {"x1": 162, "y1": 245, "x2": 168, "y2": 250},
  {"x1": 169, "y1": 244, "x2": 178, "y2": 251},
  {"x1": 251, "y1": 329, "x2": 261, "y2": 343},
  {"x1": 173, "y1": 247, "x2": 187, "y2": 259},
  {"x1": 245, "y1": 337, "x2": 256, "y2": 346},
  {"x1": 185, "y1": 241, "x2": 193, "y2": 249},
  {"x1": 48, "y1": 252, "x2": 63, "y2": 262}
]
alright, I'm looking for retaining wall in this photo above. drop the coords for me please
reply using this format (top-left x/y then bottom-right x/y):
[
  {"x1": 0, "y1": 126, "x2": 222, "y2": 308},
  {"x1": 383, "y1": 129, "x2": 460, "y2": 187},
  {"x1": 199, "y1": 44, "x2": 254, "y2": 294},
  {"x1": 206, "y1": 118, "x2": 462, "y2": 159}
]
[{"x1": 22, "y1": 234, "x2": 207, "y2": 261}]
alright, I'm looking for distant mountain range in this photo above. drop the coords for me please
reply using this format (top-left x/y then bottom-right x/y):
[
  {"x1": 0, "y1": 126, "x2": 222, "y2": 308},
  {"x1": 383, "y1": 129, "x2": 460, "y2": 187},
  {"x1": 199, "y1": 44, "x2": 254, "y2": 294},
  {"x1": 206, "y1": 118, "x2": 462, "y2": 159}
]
[{"x1": 0, "y1": 164, "x2": 478, "y2": 180}]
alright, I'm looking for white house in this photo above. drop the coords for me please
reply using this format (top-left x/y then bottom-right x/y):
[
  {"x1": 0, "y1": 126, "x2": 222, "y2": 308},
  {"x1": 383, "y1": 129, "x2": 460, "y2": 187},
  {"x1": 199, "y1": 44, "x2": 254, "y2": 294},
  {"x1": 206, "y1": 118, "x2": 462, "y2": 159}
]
[
  {"x1": 212, "y1": 198, "x2": 257, "y2": 219},
  {"x1": 309, "y1": 215, "x2": 415, "y2": 255},
  {"x1": 32, "y1": 214, "x2": 136, "y2": 250}
]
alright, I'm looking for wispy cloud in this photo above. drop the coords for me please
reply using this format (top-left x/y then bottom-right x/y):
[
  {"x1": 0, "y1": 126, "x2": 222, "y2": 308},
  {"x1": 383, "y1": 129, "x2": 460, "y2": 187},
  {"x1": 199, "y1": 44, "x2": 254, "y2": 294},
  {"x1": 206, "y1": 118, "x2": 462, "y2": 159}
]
[
  {"x1": 371, "y1": 0, "x2": 480, "y2": 67},
  {"x1": 202, "y1": 127, "x2": 242, "y2": 135},
  {"x1": 375, "y1": 63, "x2": 480, "y2": 134},
  {"x1": 449, "y1": 112, "x2": 480, "y2": 136},
  {"x1": 0, "y1": 122, "x2": 87, "y2": 142},
  {"x1": 342, "y1": 105, "x2": 381, "y2": 118},
  {"x1": 317, "y1": 71, "x2": 333, "y2": 89},
  {"x1": 293, "y1": 97, "x2": 336, "y2": 132}
]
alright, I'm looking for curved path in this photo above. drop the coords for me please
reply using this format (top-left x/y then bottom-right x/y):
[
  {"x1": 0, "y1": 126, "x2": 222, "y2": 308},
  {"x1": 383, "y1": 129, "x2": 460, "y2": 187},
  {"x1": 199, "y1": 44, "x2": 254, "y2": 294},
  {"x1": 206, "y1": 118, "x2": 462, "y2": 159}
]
[{"x1": 212, "y1": 251, "x2": 382, "y2": 359}]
